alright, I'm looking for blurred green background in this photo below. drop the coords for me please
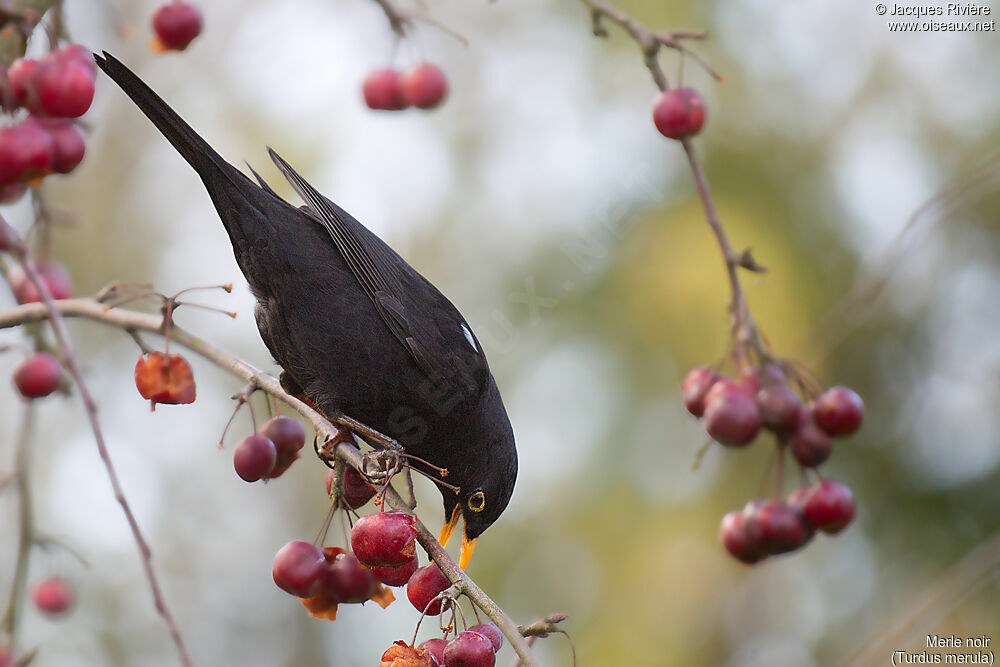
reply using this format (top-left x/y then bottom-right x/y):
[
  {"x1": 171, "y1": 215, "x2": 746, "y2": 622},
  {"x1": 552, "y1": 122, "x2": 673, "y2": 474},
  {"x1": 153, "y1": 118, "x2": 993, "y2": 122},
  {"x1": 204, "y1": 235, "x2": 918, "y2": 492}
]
[{"x1": 1, "y1": 0, "x2": 999, "y2": 665}]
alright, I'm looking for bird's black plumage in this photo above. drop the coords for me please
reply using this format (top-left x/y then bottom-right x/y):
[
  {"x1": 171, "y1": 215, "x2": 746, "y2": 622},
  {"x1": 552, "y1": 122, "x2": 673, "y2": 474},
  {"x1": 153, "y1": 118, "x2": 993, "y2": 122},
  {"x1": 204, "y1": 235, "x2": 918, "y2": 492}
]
[{"x1": 94, "y1": 52, "x2": 517, "y2": 545}]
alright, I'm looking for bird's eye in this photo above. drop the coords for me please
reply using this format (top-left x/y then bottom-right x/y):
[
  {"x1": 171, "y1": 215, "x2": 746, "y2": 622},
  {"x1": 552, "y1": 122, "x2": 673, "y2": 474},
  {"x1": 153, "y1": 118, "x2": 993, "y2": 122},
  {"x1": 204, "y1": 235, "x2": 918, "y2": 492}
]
[{"x1": 467, "y1": 491, "x2": 486, "y2": 512}]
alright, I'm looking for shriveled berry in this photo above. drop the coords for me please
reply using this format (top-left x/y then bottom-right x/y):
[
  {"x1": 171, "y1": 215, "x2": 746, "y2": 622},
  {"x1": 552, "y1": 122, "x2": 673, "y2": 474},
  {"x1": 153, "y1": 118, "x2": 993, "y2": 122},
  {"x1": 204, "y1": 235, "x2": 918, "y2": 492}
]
[
  {"x1": 744, "y1": 500, "x2": 812, "y2": 555},
  {"x1": 363, "y1": 69, "x2": 408, "y2": 111},
  {"x1": 401, "y1": 63, "x2": 448, "y2": 110},
  {"x1": 419, "y1": 638, "x2": 448, "y2": 666},
  {"x1": 406, "y1": 563, "x2": 450, "y2": 615},
  {"x1": 789, "y1": 411, "x2": 832, "y2": 468},
  {"x1": 791, "y1": 479, "x2": 856, "y2": 534},
  {"x1": 272, "y1": 540, "x2": 325, "y2": 597},
  {"x1": 13, "y1": 353, "x2": 62, "y2": 399},
  {"x1": 372, "y1": 555, "x2": 418, "y2": 587},
  {"x1": 233, "y1": 434, "x2": 277, "y2": 482},
  {"x1": 33, "y1": 577, "x2": 74, "y2": 615},
  {"x1": 351, "y1": 511, "x2": 417, "y2": 567},
  {"x1": 468, "y1": 623, "x2": 503, "y2": 652},
  {"x1": 7, "y1": 260, "x2": 73, "y2": 303},
  {"x1": 704, "y1": 384, "x2": 761, "y2": 447},
  {"x1": 813, "y1": 386, "x2": 864, "y2": 437},
  {"x1": 381, "y1": 641, "x2": 437, "y2": 667},
  {"x1": 682, "y1": 366, "x2": 718, "y2": 418},
  {"x1": 443, "y1": 631, "x2": 496, "y2": 667},
  {"x1": 719, "y1": 510, "x2": 766, "y2": 564},
  {"x1": 325, "y1": 554, "x2": 377, "y2": 603},
  {"x1": 152, "y1": 2, "x2": 204, "y2": 51},
  {"x1": 652, "y1": 87, "x2": 706, "y2": 140},
  {"x1": 755, "y1": 383, "x2": 802, "y2": 434}
]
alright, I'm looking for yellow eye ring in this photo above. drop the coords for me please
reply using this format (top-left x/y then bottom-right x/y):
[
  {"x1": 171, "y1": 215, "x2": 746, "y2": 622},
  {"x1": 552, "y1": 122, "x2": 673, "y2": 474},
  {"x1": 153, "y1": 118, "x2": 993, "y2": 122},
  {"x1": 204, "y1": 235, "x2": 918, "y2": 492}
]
[{"x1": 467, "y1": 491, "x2": 486, "y2": 512}]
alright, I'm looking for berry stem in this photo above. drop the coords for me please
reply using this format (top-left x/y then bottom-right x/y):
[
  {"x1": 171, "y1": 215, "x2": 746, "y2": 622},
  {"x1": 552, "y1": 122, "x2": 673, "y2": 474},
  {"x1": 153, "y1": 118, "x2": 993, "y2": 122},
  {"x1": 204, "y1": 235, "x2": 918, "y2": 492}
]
[{"x1": 1, "y1": 404, "x2": 35, "y2": 652}]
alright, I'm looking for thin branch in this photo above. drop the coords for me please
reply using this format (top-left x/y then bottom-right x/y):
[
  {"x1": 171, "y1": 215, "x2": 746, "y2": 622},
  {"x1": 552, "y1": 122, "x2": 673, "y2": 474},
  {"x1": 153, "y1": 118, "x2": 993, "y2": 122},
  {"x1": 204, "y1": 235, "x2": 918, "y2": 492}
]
[
  {"x1": 3, "y1": 234, "x2": 192, "y2": 667},
  {"x1": 1, "y1": 404, "x2": 35, "y2": 652},
  {"x1": 0, "y1": 297, "x2": 543, "y2": 667},
  {"x1": 372, "y1": 0, "x2": 409, "y2": 38}
]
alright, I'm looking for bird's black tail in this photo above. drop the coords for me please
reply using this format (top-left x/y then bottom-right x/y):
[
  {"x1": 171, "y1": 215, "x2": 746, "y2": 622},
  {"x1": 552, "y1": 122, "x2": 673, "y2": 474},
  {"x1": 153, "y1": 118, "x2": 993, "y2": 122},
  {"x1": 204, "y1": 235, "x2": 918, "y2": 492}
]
[{"x1": 93, "y1": 51, "x2": 234, "y2": 183}]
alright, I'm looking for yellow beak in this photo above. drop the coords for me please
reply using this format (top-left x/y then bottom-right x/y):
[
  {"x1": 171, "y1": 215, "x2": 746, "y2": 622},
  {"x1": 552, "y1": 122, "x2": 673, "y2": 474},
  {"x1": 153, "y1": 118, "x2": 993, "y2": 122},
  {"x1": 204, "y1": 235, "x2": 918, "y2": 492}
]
[
  {"x1": 459, "y1": 532, "x2": 477, "y2": 570},
  {"x1": 438, "y1": 504, "x2": 461, "y2": 547}
]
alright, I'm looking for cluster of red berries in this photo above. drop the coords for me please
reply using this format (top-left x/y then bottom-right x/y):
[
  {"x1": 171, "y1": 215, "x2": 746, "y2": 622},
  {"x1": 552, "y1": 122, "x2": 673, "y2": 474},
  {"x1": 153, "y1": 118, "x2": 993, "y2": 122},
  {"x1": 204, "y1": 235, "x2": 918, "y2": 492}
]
[
  {"x1": 231, "y1": 415, "x2": 307, "y2": 482},
  {"x1": 381, "y1": 623, "x2": 503, "y2": 667},
  {"x1": 683, "y1": 363, "x2": 863, "y2": 561},
  {"x1": 363, "y1": 64, "x2": 449, "y2": 111},
  {"x1": 151, "y1": 1, "x2": 203, "y2": 52},
  {"x1": 652, "y1": 86, "x2": 706, "y2": 140},
  {"x1": 720, "y1": 479, "x2": 856, "y2": 564},
  {"x1": 0, "y1": 44, "x2": 94, "y2": 196}
]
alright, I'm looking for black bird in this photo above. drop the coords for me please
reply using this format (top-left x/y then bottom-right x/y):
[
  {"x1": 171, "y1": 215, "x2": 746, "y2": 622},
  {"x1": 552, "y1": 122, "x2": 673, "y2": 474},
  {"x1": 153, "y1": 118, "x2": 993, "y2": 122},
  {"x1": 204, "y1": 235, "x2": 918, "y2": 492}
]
[{"x1": 94, "y1": 52, "x2": 516, "y2": 568}]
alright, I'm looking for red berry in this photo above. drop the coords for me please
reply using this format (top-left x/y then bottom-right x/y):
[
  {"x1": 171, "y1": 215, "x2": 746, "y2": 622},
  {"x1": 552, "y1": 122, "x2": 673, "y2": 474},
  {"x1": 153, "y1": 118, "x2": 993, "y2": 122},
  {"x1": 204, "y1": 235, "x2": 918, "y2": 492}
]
[
  {"x1": 40, "y1": 119, "x2": 86, "y2": 174},
  {"x1": 13, "y1": 353, "x2": 62, "y2": 399},
  {"x1": 260, "y1": 415, "x2": 305, "y2": 478},
  {"x1": 719, "y1": 510, "x2": 766, "y2": 564},
  {"x1": 0, "y1": 120, "x2": 54, "y2": 184},
  {"x1": 791, "y1": 479, "x2": 856, "y2": 534},
  {"x1": 652, "y1": 87, "x2": 706, "y2": 140},
  {"x1": 51, "y1": 44, "x2": 96, "y2": 72},
  {"x1": 0, "y1": 183, "x2": 26, "y2": 204},
  {"x1": 372, "y1": 555, "x2": 418, "y2": 587},
  {"x1": 740, "y1": 363, "x2": 786, "y2": 395},
  {"x1": 152, "y1": 2, "x2": 204, "y2": 51},
  {"x1": 343, "y1": 466, "x2": 377, "y2": 508},
  {"x1": 33, "y1": 61, "x2": 96, "y2": 118},
  {"x1": 8, "y1": 59, "x2": 39, "y2": 105},
  {"x1": 0, "y1": 644, "x2": 12, "y2": 667},
  {"x1": 704, "y1": 384, "x2": 761, "y2": 447},
  {"x1": 233, "y1": 434, "x2": 277, "y2": 482},
  {"x1": 812, "y1": 386, "x2": 864, "y2": 437},
  {"x1": 325, "y1": 553, "x2": 376, "y2": 603},
  {"x1": 789, "y1": 411, "x2": 833, "y2": 468},
  {"x1": 744, "y1": 500, "x2": 812, "y2": 555},
  {"x1": 682, "y1": 366, "x2": 718, "y2": 418},
  {"x1": 363, "y1": 69, "x2": 408, "y2": 111},
  {"x1": 272, "y1": 540, "x2": 325, "y2": 598},
  {"x1": 755, "y1": 383, "x2": 802, "y2": 434},
  {"x1": 401, "y1": 63, "x2": 448, "y2": 109},
  {"x1": 351, "y1": 511, "x2": 417, "y2": 567},
  {"x1": 443, "y1": 631, "x2": 496, "y2": 667},
  {"x1": 468, "y1": 623, "x2": 503, "y2": 652},
  {"x1": 419, "y1": 639, "x2": 448, "y2": 665},
  {"x1": 7, "y1": 260, "x2": 73, "y2": 303},
  {"x1": 33, "y1": 577, "x2": 74, "y2": 615},
  {"x1": 406, "y1": 563, "x2": 450, "y2": 615}
]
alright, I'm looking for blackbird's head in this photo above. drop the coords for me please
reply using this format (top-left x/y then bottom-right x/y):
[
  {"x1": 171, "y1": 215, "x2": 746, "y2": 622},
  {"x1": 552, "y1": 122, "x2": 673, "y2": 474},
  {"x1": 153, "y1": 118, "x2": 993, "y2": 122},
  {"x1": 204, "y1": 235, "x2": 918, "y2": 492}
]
[{"x1": 439, "y1": 401, "x2": 517, "y2": 569}]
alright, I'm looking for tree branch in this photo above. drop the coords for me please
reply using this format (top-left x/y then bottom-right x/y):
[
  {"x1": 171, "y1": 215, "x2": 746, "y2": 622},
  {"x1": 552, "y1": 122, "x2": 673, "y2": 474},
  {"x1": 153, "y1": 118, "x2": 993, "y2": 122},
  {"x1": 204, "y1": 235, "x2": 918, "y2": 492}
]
[
  {"x1": 0, "y1": 297, "x2": 543, "y2": 667},
  {"x1": 3, "y1": 233, "x2": 193, "y2": 667},
  {"x1": 1, "y1": 403, "x2": 34, "y2": 653}
]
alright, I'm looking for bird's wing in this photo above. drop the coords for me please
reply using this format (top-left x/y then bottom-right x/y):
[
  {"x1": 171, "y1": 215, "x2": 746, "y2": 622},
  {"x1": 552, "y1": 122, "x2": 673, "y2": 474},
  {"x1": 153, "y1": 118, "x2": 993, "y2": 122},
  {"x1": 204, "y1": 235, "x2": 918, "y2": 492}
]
[{"x1": 267, "y1": 147, "x2": 484, "y2": 393}]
